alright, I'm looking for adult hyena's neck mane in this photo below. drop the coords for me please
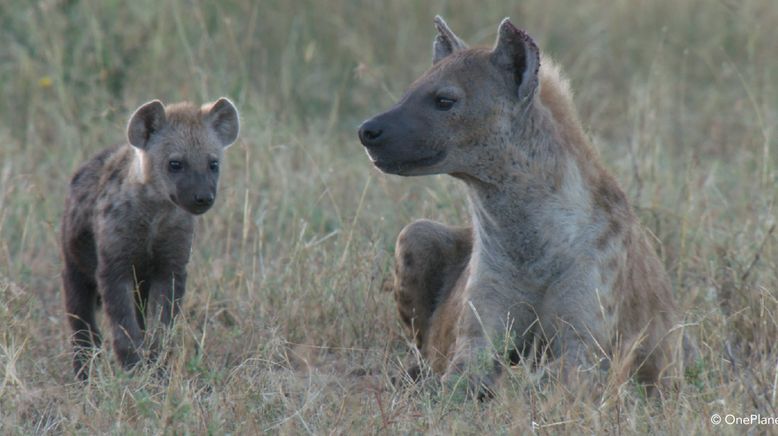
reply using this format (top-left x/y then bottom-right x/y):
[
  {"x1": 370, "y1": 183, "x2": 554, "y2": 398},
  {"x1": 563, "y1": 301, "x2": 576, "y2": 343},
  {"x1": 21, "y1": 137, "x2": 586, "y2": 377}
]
[
  {"x1": 534, "y1": 57, "x2": 634, "y2": 220},
  {"x1": 534, "y1": 57, "x2": 602, "y2": 176}
]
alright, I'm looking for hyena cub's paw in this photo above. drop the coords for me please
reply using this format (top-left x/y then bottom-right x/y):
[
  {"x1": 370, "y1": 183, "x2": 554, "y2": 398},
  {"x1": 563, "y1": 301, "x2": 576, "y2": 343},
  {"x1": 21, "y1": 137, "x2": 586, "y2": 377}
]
[
  {"x1": 72, "y1": 347, "x2": 99, "y2": 381},
  {"x1": 113, "y1": 336, "x2": 144, "y2": 371}
]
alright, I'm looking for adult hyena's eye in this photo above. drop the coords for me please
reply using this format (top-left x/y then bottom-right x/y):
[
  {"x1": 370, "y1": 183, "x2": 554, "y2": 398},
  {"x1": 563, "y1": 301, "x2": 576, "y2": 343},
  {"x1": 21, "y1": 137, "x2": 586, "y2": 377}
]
[
  {"x1": 434, "y1": 96, "x2": 457, "y2": 111},
  {"x1": 209, "y1": 160, "x2": 219, "y2": 172},
  {"x1": 168, "y1": 160, "x2": 183, "y2": 172}
]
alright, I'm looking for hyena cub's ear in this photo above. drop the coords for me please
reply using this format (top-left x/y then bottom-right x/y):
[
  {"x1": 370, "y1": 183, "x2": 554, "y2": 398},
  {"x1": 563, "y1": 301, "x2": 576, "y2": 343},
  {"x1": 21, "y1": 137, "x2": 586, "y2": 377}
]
[
  {"x1": 127, "y1": 100, "x2": 167, "y2": 149},
  {"x1": 432, "y1": 15, "x2": 468, "y2": 64},
  {"x1": 490, "y1": 18, "x2": 541, "y2": 103},
  {"x1": 203, "y1": 97, "x2": 239, "y2": 148}
]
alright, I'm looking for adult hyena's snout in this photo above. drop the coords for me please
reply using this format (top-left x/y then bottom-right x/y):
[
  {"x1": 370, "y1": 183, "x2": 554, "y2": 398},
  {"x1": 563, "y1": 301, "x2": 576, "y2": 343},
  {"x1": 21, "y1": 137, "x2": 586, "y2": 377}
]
[
  {"x1": 358, "y1": 117, "x2": 385, "y2": 148},
  {"x1": 358, "y1": 111, "x2": 402, "y2": 171},
  {"x1": 358, "y1": 109, "x2": 447, "y2": 175}
]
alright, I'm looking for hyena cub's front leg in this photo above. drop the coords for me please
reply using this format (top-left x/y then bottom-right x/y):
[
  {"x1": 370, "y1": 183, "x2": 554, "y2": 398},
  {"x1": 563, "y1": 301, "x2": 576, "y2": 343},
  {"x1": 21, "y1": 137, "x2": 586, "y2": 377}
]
[
  {"x1": 145, "y1": 266, "x2": 188, "y2": 360},
  {"x1": 97, "y1": 261, "x2": 144, "y2": 370},
  {"x1": 147, "y1": 270, "x2": 187, "y2": 328},
  {"x1": 393, "y1": 220, "x2": 471, "y2": 377}
]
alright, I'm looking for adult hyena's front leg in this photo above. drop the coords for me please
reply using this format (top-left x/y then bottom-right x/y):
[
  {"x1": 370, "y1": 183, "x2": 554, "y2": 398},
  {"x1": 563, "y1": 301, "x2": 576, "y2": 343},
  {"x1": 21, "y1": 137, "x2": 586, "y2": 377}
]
[
  {"x1": 537, "y1": 275, "x2": 612, "y2": 392},
  {"x1": 441, "y1": 291, "x2": 526, "y2": 399},
  {"x1": 441, "y1": 275, "x2": 543, "y2": 399}
]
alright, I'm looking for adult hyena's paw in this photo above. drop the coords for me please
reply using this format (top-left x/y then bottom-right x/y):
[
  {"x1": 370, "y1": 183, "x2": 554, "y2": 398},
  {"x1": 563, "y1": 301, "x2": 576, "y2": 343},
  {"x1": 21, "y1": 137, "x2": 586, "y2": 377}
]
[
  {"x1": 392, "y1": 361, "x2": 436, "y2": 387},
  {"x1": 540, "y1": 357, "x2": 608, "y2": 399},
  {"x1": 441, "y1": 359, "x2": 501, "y2": 401},
  {"x1": 391, "y1": 362, "x2": 443, "y2": 397},
  {"x1": 391, "y1": 363, "x2": 423, "y2": 387}
]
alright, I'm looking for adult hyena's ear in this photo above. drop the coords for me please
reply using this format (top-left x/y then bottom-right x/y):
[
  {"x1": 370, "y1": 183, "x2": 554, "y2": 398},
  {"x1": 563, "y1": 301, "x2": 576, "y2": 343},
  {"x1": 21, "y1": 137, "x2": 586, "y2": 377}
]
[
  {"x1": 127, "y1": 100, "x2": 167, "y2": 150},
  {"x1": 203, "y1": 97, "x2": 240, "y2": 148},
  {"x1": 490, "y1": 18, "x2": 540, "y2": 103},
  {"x1": 432, "y1": 15, "x2": 468, "y2": 64}
]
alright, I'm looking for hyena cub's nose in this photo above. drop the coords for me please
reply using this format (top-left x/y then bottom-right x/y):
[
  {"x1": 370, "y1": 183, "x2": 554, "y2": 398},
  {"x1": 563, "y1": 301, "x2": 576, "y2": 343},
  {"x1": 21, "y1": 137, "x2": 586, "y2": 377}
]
[
  {"x1": 194, "y1": 193, "x2": 215, "y2": 207},
  {"x1": 358, "y1": 119, "x2": 384, "y2": 147}
]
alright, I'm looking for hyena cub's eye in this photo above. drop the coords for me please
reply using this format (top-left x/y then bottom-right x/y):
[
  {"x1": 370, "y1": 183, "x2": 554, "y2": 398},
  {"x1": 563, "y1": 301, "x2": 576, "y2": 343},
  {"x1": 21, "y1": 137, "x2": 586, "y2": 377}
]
[
  {"x1": 434, "y1": 96, "x2": 457, "y2": 111},
  {"x1": 168, "y1": 160, "x2": 183, "y2": 172},
  {"x1": 209, "y1": 160, "x2": 219, "y2": 172}
]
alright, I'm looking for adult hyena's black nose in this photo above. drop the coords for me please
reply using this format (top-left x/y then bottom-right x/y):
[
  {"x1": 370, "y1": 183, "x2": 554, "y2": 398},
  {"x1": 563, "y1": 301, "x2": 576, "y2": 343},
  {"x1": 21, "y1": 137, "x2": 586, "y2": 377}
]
[
  {"x1": 194, "y1": 193, "x2": 214, "y2": 207},
  {"x1": 358, "y1": 119, "x2": 384, "y2": 147}
]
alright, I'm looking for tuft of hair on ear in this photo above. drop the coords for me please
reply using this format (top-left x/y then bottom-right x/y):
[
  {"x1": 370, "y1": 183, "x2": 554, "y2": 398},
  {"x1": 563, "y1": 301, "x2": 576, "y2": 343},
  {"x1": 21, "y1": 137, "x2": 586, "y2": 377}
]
[
  {"x1": 432, "y1": 15, "x2": 468, "y2": 64},
  {"x1": 491, "y1": 18, "x2": 541, "y2": 103},
  {"x1": 203, "y1": 97, "x2": 240, "y2": 148},
  {"x1": 127, "y1": 100, "x2": 167, "y2": 150}
]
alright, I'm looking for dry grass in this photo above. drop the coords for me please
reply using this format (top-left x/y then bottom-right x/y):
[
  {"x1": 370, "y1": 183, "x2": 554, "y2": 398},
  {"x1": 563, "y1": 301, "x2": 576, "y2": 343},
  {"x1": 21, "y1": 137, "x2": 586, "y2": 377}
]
[{"x1": 1, "y1": 0, "x2": 776, "y2": 433}]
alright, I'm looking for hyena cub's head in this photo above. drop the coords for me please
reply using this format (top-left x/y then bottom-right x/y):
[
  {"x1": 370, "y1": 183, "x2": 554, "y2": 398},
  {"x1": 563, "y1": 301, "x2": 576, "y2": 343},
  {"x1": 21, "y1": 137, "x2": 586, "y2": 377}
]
[
  {"x1": 358, "y1": 17, "x2": 540, "y2": 178},
  {"x1": 127, "y1": 98, "x2": 239, "y2": 215}
]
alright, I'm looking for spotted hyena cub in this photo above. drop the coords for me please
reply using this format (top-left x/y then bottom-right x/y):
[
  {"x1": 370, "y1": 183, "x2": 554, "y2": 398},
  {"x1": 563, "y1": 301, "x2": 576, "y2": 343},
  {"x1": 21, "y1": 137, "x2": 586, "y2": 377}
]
[
  {"x1": 61, "y1": 98, "x2": 239, "y2": 379},
  {"x1": 359, "y1": 17, "x2": 693, "y2": 397}
]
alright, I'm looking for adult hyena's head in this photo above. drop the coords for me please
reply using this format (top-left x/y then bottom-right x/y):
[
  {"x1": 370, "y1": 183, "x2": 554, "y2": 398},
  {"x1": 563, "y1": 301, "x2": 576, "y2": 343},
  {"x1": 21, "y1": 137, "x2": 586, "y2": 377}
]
[
  {"x1": 127, "y1": 98, "x2": 239, "y2": 215},
  {"x1": 358, "y1": 17, "x2": 540, "y2": 178}
]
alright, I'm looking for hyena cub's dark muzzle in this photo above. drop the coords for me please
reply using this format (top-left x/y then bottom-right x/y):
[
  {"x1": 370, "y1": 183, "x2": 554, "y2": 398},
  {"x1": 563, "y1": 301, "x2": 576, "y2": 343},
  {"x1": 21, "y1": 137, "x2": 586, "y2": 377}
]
[{"x1": 172, "y1": 170, "x2": 218, "y2": 215}]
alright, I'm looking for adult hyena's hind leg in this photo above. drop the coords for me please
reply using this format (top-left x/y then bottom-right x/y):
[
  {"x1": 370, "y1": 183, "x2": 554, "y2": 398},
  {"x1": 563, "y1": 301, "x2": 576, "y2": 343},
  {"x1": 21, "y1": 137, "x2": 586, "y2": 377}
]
[
  {"x1": 63, "y1": 261, "x2": 101, "y2": 380},
  {"x1": 393, "y1": 219, "x2": 471, "y2": 379}
]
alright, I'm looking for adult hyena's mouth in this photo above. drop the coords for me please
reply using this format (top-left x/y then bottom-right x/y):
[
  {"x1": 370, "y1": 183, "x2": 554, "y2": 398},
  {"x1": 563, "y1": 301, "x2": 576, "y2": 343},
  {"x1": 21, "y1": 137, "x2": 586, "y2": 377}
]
[{"x1": 371, "y1": 150, "x2": 447, "y2": 174}]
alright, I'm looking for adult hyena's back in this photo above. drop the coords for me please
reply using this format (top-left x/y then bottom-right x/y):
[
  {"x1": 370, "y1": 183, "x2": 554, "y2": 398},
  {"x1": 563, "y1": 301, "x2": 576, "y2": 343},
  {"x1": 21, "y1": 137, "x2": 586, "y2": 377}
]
[{"x1": 616, "y1": 226, "x2": 690, "y2": 384}]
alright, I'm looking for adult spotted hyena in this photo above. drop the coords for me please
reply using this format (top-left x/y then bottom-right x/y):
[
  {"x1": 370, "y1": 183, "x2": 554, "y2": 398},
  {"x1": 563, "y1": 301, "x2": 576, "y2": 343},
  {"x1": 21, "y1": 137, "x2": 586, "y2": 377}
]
[
  {"x1": 359, "y1": 17, "x2": 691, "y2": 396},
  {"x1": 61, "y1": 98, "x2": 239, "y2": 379}
]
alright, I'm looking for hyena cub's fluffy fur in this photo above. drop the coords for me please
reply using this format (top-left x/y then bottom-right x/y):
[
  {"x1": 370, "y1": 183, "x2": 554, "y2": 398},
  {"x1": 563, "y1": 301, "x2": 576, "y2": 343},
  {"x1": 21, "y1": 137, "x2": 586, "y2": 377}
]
[
  {"x1": 61, "y1": 98, "x2": 239, "y2": 379},
  {"x1": 359, "y1": 17, "x2": 694, "y2": 397}
]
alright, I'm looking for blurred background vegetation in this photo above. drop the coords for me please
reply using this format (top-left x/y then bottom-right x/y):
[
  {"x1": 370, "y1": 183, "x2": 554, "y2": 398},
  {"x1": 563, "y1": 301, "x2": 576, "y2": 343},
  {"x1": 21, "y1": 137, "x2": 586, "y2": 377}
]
[{"x1": 0, "y1": 0, "x2": 776, "y2": 433}]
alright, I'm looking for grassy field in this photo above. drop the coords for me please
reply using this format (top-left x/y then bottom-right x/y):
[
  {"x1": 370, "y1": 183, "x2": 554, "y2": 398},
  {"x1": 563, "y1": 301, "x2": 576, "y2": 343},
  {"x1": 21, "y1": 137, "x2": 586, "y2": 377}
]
[{"x1": 1, "y1": 0, "x2": 776, "y2": 433}]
